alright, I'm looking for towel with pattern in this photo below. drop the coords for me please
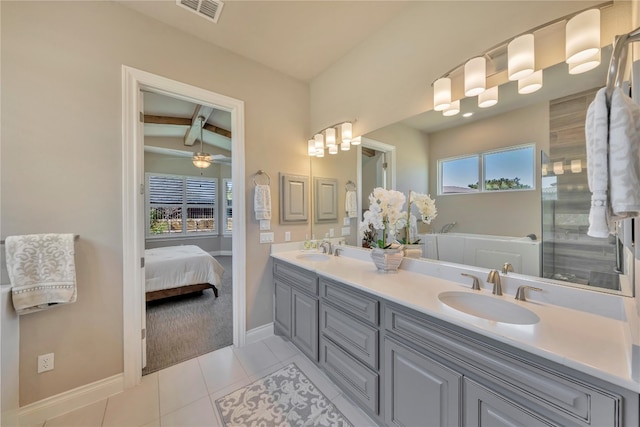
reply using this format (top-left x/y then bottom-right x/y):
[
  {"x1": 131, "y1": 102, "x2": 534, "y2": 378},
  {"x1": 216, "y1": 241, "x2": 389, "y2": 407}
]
[
  {"x1": 5, "y1": 233, "x2": 77, "y2": 315},
  {"x1": 254, "y1": 184, "x2": 271, "y2": 220}
]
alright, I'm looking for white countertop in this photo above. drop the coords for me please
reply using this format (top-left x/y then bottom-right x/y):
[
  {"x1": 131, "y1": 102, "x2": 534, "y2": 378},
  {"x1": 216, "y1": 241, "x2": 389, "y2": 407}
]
[{"x1": 271, "y1": 247, "x2": 639, "y2": 393}]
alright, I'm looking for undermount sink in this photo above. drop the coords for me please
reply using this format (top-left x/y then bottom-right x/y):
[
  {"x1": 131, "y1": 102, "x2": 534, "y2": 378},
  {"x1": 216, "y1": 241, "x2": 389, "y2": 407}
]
[
  {"x1": 296, "y1": 252, "x2": 330, "y2": 262},
  {"x1": 438, "y1": 291, "x2": 540, "y2": 325}
]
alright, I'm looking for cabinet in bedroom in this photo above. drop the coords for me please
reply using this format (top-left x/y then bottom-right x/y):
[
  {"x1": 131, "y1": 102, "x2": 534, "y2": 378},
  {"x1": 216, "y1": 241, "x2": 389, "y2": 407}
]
[{"x1": 273, "y1": 260, "x2": 318, "y2": 362}]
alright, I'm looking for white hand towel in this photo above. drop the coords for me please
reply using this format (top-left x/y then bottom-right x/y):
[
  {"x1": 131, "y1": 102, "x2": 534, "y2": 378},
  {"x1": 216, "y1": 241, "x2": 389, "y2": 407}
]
[
  {"x1": 345, "y1": 190, "x2": 357, "y2": 218},
  {"x1": 254, "y1": 184, "x2": 271, "y2": 220},
  {"x1": 609, "y1": 87, "x2": 640, "y2": 218},
  {"x1": 585, "y1": 88, "x2": 611, "y2": 238},
  {"x1": 5, "y1": 233, "x2": 77, "y2": 315}
]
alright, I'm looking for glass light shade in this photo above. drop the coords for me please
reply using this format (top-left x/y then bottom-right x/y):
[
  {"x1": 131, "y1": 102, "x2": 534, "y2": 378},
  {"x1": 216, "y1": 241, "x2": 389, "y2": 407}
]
[
  {"x1": 442, "y1": 100, "x2": 460, "y2": 117},
  {"x1": 433, "y1": 77, "x2": 451, "y2": 111},
  {"x1": 316, "y1": 147, "x2": 324, "y2": 158},
  {"x1": 341, "y1": 141, "x2": 350, "y2": 151},
  {"x1": 541, "y1": 164, "x2": 548, "y2": 176},
  {"x1": 192, "y1": 153, "x2": 212, "y2": 168},
  {"x1": 325, "y1": 127, "x2": 336, "y2": 147},
  {"x1": 328, "y1": 144, "x2": 338, "y2": 155},
  {"x1": 341, "y1": 122, "x2": 352, "y2": 143},
  {"x1": 314, "y1": 133, "x2": 324, "y2": 150},
  {"x1": 351, "y1": 136, "x2": 361, "y2": 145},
  {"x1": 518, "y1": 70, "x2": 543, "y2": 94},
  {"x1": 464, "y1": 57, "x2": 486, "y2": 97},
  {"x1": 553, "y1": 161, "x2": 564, "y2": 175},
  {"x1": 508, "y1": 34, "x2": 535, "y2": 81},
  {"x1": 566, "y1": 9, "x2": 600, "y2": 64},
  {"x1": 478, "y1": 86, "x2": 498, "y2": 108},
  {"x1": 307, "y1": 140, "x2": 316, "y2": 156},
  {"x1": 568, "y1": 49, "x2": 600, "y2": 74},
  {"x1": 571, "y1": 159, "x2": 582, "y2": 173}
]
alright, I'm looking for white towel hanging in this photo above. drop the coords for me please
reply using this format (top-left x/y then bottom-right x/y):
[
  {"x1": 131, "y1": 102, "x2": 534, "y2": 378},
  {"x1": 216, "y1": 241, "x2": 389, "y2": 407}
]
[
  {"x1": 5, "y1": 233, "x2": 77, "y2": 315},
  {"x1": 345, "y1": 190, "x2": 357, "y2": 218},
  {"x1": 254, "y1": 184, "x2": 272, "y2": 220}
]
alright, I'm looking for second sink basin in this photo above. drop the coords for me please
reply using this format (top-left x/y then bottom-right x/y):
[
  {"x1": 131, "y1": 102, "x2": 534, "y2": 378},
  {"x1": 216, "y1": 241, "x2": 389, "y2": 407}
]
[
  {"x1": 296, "y1": 252, "x2": 330, "y2": 262},
  {"x1": 438, "y1": 291, "x2": 540, "y2": 325}
]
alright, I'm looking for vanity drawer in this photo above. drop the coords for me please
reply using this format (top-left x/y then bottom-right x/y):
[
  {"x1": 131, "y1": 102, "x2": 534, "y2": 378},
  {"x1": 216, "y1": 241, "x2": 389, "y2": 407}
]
[
  {"x1": 273, "y1": 261, "x2": 318, "y2": 295},
  {"x1": 320, "y1": 278, "x2": 379, "y2": 325},
  {"x1": 320, "y1": 303, "x2": 378, "y2": 369},
  {"x1": 384, "y1": 304, "x2": 622, "y2": 426},
  {"x1": 320, "y1": 337, "x2": 379, "y2": 415}
]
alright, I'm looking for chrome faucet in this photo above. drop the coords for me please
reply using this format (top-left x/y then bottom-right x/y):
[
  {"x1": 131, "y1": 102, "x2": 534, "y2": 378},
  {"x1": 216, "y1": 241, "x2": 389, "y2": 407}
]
[
  {"x1": 440, "y1": 222, "x2": 457, "y2": 233},
  {"x1": 333, "y1": 247, "x2": 344, "y2": 257},
  {"x1": 502, "y1": 262, "x2": 514, "y2": 274},
  {"x1": 319, "y1": 241, "x2": 332, "y2": 255},
  {"x1": 486, "y1": 270, "x2": 502, "y2": 296}
]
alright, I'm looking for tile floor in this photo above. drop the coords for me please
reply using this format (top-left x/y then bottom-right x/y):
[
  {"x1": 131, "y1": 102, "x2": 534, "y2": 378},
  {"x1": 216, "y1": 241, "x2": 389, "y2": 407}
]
[{"x1": 39, "y1": 336, "x2": 379, "y2": 427}]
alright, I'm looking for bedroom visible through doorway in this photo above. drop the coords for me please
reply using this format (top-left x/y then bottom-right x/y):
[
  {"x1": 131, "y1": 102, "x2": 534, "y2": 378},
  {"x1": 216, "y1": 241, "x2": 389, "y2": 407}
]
[{"x1": 141, "y1": 91, "x2": 234, "y2": 374}]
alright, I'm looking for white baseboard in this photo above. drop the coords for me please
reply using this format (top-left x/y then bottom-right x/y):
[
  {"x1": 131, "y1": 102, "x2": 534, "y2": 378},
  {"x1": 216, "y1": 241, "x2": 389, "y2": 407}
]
[
  {"x1": 245, "y1": 323, "x2": 274, "y2": 345},
  {"x1": 18, "y1": 374, "x2": 124, "y2": 427}
]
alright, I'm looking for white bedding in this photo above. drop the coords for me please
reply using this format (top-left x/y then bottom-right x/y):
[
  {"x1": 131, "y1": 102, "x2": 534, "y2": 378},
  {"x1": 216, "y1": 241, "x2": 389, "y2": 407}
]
[{"x1": 144, "y1": 245, "x2": 224, "y2": 293}]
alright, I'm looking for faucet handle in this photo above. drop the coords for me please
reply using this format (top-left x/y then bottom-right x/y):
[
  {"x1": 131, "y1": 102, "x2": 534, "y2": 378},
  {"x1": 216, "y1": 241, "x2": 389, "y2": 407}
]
[
  {"x1": 502, "y1": 262, "x2": 514, "y2": 274},
  {"x1": 514, "y1": 285, "x2": 542, "y2": 301},
  {"x1": 460, "y1": 273, "x2": 481, "y2": 291}
]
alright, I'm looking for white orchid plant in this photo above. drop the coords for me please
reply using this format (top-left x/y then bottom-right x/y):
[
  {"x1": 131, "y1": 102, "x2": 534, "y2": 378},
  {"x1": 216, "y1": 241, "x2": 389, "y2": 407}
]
[
  {"x1": 360, "y1": 187, "x2": 437, "y2": 249},
  {"x1": 404, "y1": 190, "x2": 438, "y2": 245}
]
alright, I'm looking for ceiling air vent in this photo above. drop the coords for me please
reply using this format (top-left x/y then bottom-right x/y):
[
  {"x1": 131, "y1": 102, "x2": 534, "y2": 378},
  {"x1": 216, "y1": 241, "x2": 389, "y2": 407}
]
[{"x1": 177, "y1": 0, "x2": 224, "y2": 24}]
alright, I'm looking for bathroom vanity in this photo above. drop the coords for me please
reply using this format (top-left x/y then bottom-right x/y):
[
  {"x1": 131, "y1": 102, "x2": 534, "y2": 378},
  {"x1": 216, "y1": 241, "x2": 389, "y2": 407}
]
[{"x1": 272, "y1": 247, "x2": 639, "y2": 427}]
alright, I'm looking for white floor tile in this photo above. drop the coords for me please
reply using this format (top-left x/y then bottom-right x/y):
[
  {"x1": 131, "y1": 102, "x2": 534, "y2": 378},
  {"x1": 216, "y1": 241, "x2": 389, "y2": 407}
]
[
  {"x1": 158, "y1": 357, "x2": 209, "y2": 416},
  {"x1": 198, "y1": 345, "x2": 249, "y2": 394},
  {"x1": 262, "y1": 335, "x2": 300, "y2": 361},
  {"x1": 332, "y1": 393, "x2": 380, "y2": 427},
  {"x1": 232, "y1": 340, "x2": 281, "y2": 376},
  {"x1": 103, "y1": 372, "x2": 160, "y2": 427},
  {"x1": 285, "y1": 354, "x2": 342, "y2": 401},
  {"x1": 160, "y1": 396, "x2": 219, "y2": 427},
  {"x1": 43, "y1": 399, "x2": 107, "y2": 427},
  {"x1": 247, "y1": 360, "x2": 285, "y2": 382}
]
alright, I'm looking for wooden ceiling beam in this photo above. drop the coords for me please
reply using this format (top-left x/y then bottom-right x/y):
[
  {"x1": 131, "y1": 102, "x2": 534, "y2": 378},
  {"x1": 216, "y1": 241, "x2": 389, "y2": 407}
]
[
  {"x1": 362, "y1": 147, "x2": 376, "y2": 157},
  {"x1": 144, "y1": 113, "x2": 232, "y2": 139}
]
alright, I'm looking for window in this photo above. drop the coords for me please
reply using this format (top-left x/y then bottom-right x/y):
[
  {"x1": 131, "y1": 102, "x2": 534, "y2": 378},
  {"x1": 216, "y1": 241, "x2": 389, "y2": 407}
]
[
  {"x1": 223, "y1": 178, "x2": 233, "y2": 235},
  {"x1": 146, "y1": 173, "x2": 218, "y2": 238},
  {"x1": 439, "y1": 144, "x2": 535, "y2": 195}
]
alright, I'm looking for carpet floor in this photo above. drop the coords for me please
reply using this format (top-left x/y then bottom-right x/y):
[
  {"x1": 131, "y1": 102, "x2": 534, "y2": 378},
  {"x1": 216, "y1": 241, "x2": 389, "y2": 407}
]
[{"x1": 143, "y1": 255, "x2": 233, "y2": 375}]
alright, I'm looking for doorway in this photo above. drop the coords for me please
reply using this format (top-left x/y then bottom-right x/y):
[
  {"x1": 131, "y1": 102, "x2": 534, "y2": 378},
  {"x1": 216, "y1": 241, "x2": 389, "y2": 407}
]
[{"x1": 122, "y1": 66, "x2": 246, "y2": 388}]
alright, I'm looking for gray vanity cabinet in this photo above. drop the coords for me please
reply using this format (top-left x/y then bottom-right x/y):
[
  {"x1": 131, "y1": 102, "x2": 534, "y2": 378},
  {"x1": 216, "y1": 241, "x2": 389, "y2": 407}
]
[
  {"x1": 384, "y1": 338, "x2": 461, "y2": 427},
  {"x1": 273, "y1": 260, "x2": 319, "y2": 361}
]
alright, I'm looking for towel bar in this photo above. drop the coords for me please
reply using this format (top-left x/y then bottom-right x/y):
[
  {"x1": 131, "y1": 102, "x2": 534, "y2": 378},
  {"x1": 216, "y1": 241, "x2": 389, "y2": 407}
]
[{"x1": 0, "y1": 234, "x2": 79, "y2": 245}]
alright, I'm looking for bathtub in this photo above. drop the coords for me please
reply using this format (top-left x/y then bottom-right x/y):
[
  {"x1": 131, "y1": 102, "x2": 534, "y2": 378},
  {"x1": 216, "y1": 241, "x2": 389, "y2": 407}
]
[{"x1": 419, "y1": 233, "x2": 541, "y2": 276}]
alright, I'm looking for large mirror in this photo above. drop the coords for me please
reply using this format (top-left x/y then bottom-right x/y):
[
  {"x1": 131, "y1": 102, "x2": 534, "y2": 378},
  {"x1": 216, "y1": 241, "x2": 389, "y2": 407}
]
[{"x1": 310, "y1": 1, "x2": 635, "y2": 296}]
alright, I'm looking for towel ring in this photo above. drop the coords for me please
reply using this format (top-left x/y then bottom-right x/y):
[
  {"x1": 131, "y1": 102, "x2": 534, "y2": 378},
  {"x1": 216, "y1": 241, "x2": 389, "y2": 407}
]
[
  {"x1": 253, "y1": 170, "x2": 271, "y2": 186},
  {"x1": 345, "y1": 180, "x2": 356, "y2": 191},
  {"x1": 606, "y1": 26, "x2": 640, "y2": 104}
]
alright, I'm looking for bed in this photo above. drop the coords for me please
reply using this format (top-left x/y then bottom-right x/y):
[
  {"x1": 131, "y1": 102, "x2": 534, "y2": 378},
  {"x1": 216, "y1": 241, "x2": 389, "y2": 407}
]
[{"x1": 144, "y1": 245, "x2": 225, "y2": 302}]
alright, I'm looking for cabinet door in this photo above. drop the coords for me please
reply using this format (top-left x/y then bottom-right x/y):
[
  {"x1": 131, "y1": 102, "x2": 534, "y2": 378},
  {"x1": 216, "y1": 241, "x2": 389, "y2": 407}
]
[
  {"x1": 274, "y1": 280, "x2": 292, "y2": 338},
  {"x1": 384, "y1": 338, "x2": 461, "y2": 427},
  {"x1": 464, "y1": 378, "x2": 560, "y2": 427},
  {"x1": 291, "y1": 289, "x2": 318, "y2": 361}
]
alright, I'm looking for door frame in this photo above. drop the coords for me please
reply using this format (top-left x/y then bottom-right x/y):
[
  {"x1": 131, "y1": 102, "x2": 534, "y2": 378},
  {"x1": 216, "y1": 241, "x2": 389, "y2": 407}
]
[{"x1": 121, "y1": 65, "x2": 246, "y2": 388}]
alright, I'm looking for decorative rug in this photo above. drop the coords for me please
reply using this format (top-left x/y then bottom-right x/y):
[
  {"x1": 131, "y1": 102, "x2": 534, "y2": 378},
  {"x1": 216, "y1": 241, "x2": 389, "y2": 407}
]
[
  {"x1": 215, "y1": 363, "x2": 353, "y2": 427},
  {"x1": 142, "y1": 255, "x2": 233, "y2": 375}
]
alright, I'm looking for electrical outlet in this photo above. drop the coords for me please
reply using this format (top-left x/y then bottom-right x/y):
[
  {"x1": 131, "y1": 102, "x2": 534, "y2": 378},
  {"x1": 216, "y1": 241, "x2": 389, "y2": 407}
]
[
  {"x1": 285, "y1": 231, "x2": 291, "y2": 242},
  {"x1": 38, "y1": 353, "x2": 54, "y2": 373},
  {"x1": 329, "y1": 228, "x2": 335, "y2": 237},
  {"x1": 343, "y1": 217, "x2": 350, "y2": 226}
]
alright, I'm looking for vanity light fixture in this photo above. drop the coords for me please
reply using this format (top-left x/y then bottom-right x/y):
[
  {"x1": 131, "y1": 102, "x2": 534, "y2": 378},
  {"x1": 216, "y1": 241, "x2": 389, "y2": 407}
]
[
  {"x1": 568, "y1": 49, "x2": 601, "y2": 74},
  {"x1": 462, "y1": 112, "x2": 473, "y2": 118},
  {"x1": 464, "y1": 57, "x2": 486, "y2": 96},
  {"x1": 442, "y1": 100, "x2": 460, "y2": 117},
  {"x1": 553, "y1": 161, "x2": 564, "y2": 175},
  {"x1": 314, "y1": 133, "x2": 324, "y2": 150},
  {"x1": 571, "y1": 159, "x2": 582, "y2": 173},
  {"x1": 518, "y1": 70, "x2": 543, "y2": 94},
  {"x1": 433, "y1": 77, "x2": 452, "y2": 111},
  {"x1": 328, "y1": 144, "x2": 338, "y2": 155},
  {"x1": 325, "y1": 127, "x2": 336, "y2": 147},
  {"x1": 508, "y1": 34, "x2": 535, "y2": 81},
  {"x1": 341, "y1": 122, "x2": 352, "y2": 143},
  {"x1": 351, "y1": 136, "x2": 361, "y2": 145},
  {"x1": 341, "y1": 140, "x2": 351, "y2": 151},
  {"x1": 192, "y1": 116, "x2": 212, "y2": 168},
  {"x1": 566, "y1": 9, "x2": 600, "y2": 66},
  {"x1": 307, "y1": 139, "x2": 316, "y2": 156},
  {"x1": 478, "y1": 86, "x2": 498, "y2": 108},
  {"x1": 541, "y1": 164, "x2": 548, "y2": 176}
]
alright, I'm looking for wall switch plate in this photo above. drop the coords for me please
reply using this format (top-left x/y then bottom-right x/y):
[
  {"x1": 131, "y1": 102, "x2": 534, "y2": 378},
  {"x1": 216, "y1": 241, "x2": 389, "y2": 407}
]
[
  {"x1": 260, "y1": 232, "x2": 274, "y2": 243},
  {"x1": 285, "y1": 231, "x2": 291, "y2": 242},
  {"x1": 329, "y1": 228, "x2": 335, "y2": 237},
  {"x1": 341, "y1": 227, "x2": 351, "y2": 236},
  {"x1": 343, "y1": 217, "x2": 350, "y2": 226},
  {"x1": 259, "y1": 220, "x2": 271, "y2": 230},
  {"x1": 38, "y1": 353, "x2": 54, "y2": 373}
]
